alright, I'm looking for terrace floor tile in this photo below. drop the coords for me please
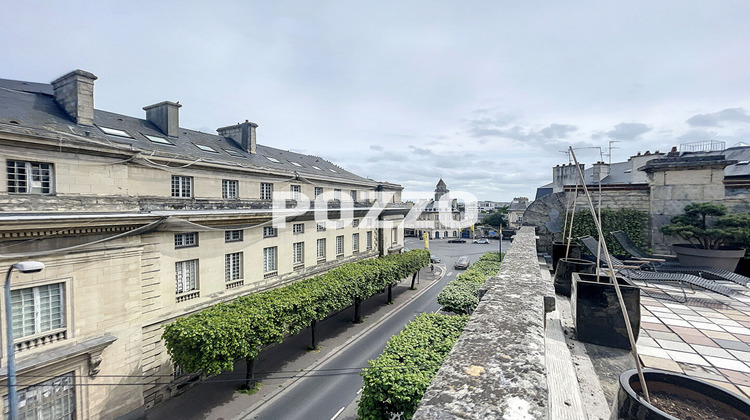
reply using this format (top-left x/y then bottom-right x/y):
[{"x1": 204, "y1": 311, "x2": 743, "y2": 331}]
[{"x1": 665, "y1": 350, "x2": 710, "y2": 366}]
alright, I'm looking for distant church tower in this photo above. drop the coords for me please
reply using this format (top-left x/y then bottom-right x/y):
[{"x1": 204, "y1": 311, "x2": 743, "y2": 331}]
[{"x1": 434, "y1": 179, "x2": 449, "y2": 201}]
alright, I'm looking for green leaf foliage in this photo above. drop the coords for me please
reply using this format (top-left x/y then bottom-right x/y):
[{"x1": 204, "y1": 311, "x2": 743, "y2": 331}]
[
  {"x1": 162, "y1": 250, "x2": 429, "y2": 375},
  {"x1": 358, "y1": 313, "x2": 469, "y2": 420},
  {"x1": 570, "y1": 208, "x2": 647, "y2": 257},
  {"x1": 660, "y1": 203, "x2": 750, "y2": 250},
  {"x1": 436, "y1": 252, "x2": 502, "y2": 314},
  {"x1": 480, "y1": 207, "x2": 508, "y2": 228}
]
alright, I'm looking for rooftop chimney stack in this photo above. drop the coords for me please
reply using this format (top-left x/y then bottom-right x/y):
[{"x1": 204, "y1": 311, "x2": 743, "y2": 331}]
[
  {"x1": 552, "y1": 163, "x2": 584, "y2": 193},
  {"x1": 143, "y1": 101, "x2": 182, "y2": 137},
  {"x1": 216, "y1": 120, "x2": 258, "y2": 154},
  {"x1": 52, "y1": 70, "x2": 98, "y2": 126},
  {"x1": 592, "y1": 161, "x2": 610, "y2": 182}
]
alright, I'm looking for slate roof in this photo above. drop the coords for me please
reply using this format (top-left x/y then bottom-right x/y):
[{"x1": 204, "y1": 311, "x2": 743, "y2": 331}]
[{"x1": 0, "y1": 77, "x2": 384, "y2": 188}]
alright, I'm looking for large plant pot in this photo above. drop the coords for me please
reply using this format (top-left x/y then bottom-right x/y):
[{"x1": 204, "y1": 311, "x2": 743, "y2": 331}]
[
  {"x1": 554, "y1": 258, "x2": 595, "y2": 297},
  {"x1": 572, "y1": 272, "x2": 640, "y2": 349},
  {"x1": 551, "y1": 241, "x2": 582, "y2": 272},
  {"x1": 612, "y1": 368, "x2": 750, "y2": 419},
  {"x1": 673, "y1": 243, "x2": 745, "y2": 272}
]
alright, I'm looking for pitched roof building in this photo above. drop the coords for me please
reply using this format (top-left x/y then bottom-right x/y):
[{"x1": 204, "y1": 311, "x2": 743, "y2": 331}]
[{"x1": 0, "y1": 69, "x2": 407, "y2": 418}]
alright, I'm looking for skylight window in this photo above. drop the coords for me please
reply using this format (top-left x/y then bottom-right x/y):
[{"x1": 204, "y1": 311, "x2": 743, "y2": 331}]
[
  {"x1": 143, "y1": 134, "x2": 173, "y2": 145},
  {"x1": 737, "y1": 160, "x2": 750, "y2": 165},
  {"x1": 329, "y1": 168, "x2": 337, "y2": 173},
  {"x1": 224, "y1": 149, "x2": 245, "y2": 158},
  {"x1": 265, "y1": 156, "x2": 281, "y2": 163},
  {"x1": 289, "y1": 161, "x2": 302, "y2": 167},
  {"x1": 311, "y1": 165, "x2": 322, "y2": 170},
  {"x1": 99, "y1": 126, "x2": 133, "y2": 138},
  {"x1": 194, "y1": 144, "x2": 218, "y2": 153}
]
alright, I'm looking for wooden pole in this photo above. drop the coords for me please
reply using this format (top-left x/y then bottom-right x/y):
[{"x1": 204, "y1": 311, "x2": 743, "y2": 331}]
[{"x1": 570, "y1": 147, "x2": 650, "y2": 403}]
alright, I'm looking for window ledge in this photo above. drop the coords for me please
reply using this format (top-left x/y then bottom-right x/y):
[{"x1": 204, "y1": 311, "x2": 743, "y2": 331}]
[
  {"x1": 5, "y1": 334, "x2": 117, "y2": 378},
  {"x1": 15, "y1": 329, "x2": 67, "y2": 353},
  {"x1": 176, "y1": 291, "x2": 200, "y2": 302},
  {"x1": 225, "y1": 280, "x2": 244, "y2": 289}
]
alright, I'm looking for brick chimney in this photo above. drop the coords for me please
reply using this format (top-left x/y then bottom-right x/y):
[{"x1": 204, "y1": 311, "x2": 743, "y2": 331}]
[
  {"x1": 217, "y1": 120, "x2": 258, "y2": 154},
  {"x1": 592, "y1": 161, "x2": 610, "y2": 182},
  {"x1": 143, "y1": 101, "x2": 182, "y2": 137},
  {"x1": 51, "y1": 70, "x2": 97, "y2": 126}
]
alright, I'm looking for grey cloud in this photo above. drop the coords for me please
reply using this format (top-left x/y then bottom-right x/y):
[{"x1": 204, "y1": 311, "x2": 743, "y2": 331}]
[
  {"x1": 365, "y1": 151, "x2": 408, "y2": 163},
  {"x1": 369, "y1": 144, "x2": 384, "y2": 151},
  {"x1": 686, "y1": 108, "x2": 750, "y2": 127},
  {"x1": 540, "y1": 123, "x2": 577, "y2": 139},
  {"x1": 408, "y1": 145, "x2": 435, "y2": 155},
  {"x1": 607, "y1": 123, "x2": 651, "y2": 140}
]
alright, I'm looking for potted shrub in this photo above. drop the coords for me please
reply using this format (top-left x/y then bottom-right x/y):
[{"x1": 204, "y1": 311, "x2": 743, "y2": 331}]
[
  {"x1": 612, "y1": 368, "x2": 750, "y2": 419},
  {"x1": 660, "y1": 203, "x2": 750, "y2": 272}
]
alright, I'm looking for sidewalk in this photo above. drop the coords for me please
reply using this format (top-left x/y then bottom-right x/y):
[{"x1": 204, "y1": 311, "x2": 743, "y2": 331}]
[{"x1": 144, "y1": 266, "x2": 445, "y2": 420}]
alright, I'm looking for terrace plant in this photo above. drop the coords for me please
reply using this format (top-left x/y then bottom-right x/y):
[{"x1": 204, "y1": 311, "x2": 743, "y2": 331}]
[{"x1": 660, "y1": 203, "x2": 750, "y2": 250}]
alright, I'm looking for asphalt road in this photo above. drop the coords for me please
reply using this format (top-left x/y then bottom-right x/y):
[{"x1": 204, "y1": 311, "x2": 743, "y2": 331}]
[{"x1": 246, "y1": 237, "x2": 508, "y2": 420}]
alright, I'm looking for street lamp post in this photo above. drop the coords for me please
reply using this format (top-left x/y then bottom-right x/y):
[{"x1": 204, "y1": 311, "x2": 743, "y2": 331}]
[{"x1": 5, "y1": 261, "x2": 45, "y2": 420}]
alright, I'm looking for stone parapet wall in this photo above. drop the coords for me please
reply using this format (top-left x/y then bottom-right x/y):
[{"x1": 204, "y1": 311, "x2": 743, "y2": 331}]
[{"x1": 414, "y1": 226, "x2": 553, "y2": 419}]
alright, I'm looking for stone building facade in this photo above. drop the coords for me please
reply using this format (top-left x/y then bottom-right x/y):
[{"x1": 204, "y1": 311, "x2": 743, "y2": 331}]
[
  {"x1": 409, "y1": 179, "x2": 463, "y2": 240},
  {"x1": 526, "y1": 144, "x2": 750, "y2": 254},
  {"x1": 0, "y1": 70, "x2": 407, "y2": 419}
]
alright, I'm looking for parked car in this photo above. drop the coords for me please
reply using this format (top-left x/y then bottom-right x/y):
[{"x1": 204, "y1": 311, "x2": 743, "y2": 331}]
[
  {"x1": 454, "y1": 256, "x2": 470, "y2": 269},
  {"x1": 430, "y1": 254, "x2": 441, "y2": 263},
  {"x1": 447, "y1": 238, "x2": 467, "y2": 243},
  {"x1": 473, "y1": 238, "x2": 490, "y2": 244}
]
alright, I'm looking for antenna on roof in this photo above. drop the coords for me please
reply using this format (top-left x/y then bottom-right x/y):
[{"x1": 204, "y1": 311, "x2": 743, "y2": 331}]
[{"x1": 606, "y1": 140, "x2": 620, "y2": 165}]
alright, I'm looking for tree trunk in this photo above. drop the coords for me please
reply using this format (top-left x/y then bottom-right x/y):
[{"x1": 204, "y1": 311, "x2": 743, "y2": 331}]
[
  {"x1": 310, "y1": 319, "x2": 318, "y2": 350},
  {"x1": 387, "y1": 284, "x2": 393, "y2": 304},
  {"x1": 354, "y1": 296, "x2": 362, "y2": 323},
  {"x1": 410, "y1": 272, "x2": 418, "y2": 289},
  {"x1": 243, "y1": 356, "x2": 256, "y2": 389}
]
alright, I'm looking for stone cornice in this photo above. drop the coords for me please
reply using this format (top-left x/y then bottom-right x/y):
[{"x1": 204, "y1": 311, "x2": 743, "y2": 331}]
[{"x1": 640, "y1": 155, "x2": 738, "y2": 173}]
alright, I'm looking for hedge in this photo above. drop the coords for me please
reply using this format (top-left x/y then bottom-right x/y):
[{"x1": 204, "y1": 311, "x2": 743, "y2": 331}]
[
  {"x1": 163, "y1": 249, "x2": 430, "y2": 375},
  {"x1": 436, "y1": 252, "x2": 502, "y2": 314},
  {"x1": 358, "y1": 313, "x2": 469, "y2": 420},
  {"x1": 570, "y1": 208, "x2": 647, "y2": 257}
]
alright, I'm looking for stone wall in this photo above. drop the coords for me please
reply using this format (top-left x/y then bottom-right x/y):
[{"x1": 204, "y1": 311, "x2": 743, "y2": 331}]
[{"x1": 414, "y1": 227, "x2": 554, "y2": 419}]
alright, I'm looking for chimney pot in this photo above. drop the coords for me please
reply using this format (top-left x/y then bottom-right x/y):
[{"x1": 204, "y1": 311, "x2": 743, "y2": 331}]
[
  {"x1": 143, "y1": 101, "x2": 182, "y2": 137},
  {"x1": 52, "y1": 69, "x2": 98, "y2": 126}
]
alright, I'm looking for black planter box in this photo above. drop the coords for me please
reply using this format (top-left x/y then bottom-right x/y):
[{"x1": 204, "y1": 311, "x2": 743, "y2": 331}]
[
  {"x1": 551, "y1": 241, "x2": 582, "y2": 272},
  {"x1": 572, "y1": 272, "x2": 640, "y2": 350},
  {"x1": 554, "y1": 258, "x2": 596, "y2": 297}
]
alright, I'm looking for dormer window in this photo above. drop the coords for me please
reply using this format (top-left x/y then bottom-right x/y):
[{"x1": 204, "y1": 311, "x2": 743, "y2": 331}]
[
  {"x1": 144, "y1": 134, "x2": 173, "y2": 145},
  {"x1": 98, "y1": 126, "x2": 133, "y2": 138},
  {"x1": 195, "y1": 144, "x2": 218, "y2": 153}
]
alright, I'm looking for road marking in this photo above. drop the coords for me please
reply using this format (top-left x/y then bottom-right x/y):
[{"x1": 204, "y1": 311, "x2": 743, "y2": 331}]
[
  {"x1": 447, "y1": 271, "x2": 454, "y2": 277},
  {"x1": 330, "y1": 406, "x2": 345, "y2": 420}
]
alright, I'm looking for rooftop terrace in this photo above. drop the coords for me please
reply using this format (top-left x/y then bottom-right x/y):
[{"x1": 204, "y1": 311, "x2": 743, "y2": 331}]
[{"x1": 414, "y1": 226, "x2": 750, "y2": 419}]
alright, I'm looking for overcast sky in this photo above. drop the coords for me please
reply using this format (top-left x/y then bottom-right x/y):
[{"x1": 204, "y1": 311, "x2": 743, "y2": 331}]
[{"x1": 4, "y1": 1, "x2": 750, "y2": 201}]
